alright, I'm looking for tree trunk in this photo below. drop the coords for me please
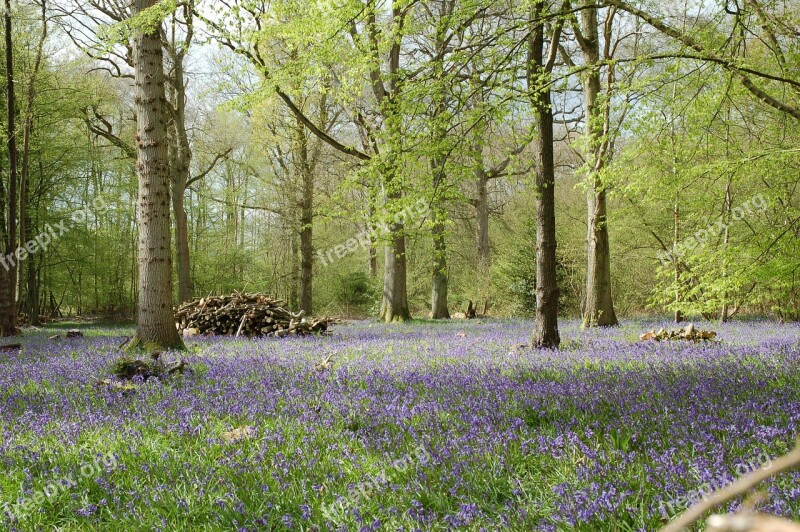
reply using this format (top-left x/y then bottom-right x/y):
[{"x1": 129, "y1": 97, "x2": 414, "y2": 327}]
[
  {"x1": 163, "y1": 30, "x2": 192, "y2": 303},
  {"x1": 129, "y1": 0, "x2": 184, "y2": 351},
  {"x1": 369, "y1": 242, "x2": 378, "y2": 278},
  {"x1": 430, "y1": 208, "x2": 449, "y2": 319},
  {"x1": 475, "y1": 166, "x2": 491, "y2": 275},
  {"x1": 529, "y1": 0, "x2": 560, "y2": 348},
  {"x1": 18, "y1": 0, "x2": 45, "y2": 325},
  {"x1": 379, "y1": 182, "x2": 411, "y2": 323},
  {"x1": 367, "y1": 201, "x2": 378, "y2": 278},
  {"x1": 289, "y1": 228, "x2": 299, "y2": 309},
  {"x1": 168, "y1": 49, "x2": 193, "y2": 305},
  {"x1": 579, "y1": 4, "x2": 618, "y2": 327},
  {"x1": 294, "y1": 117, "x2": 314, "y2": 314},
  {"x1": 173, "y1": 187, "x2": 191, "y2": 303},
  {"x1": 0, "y1": 0, "x2": 19, "y2": 336},
  {"x1": 719, "y1": 179, "x2": 732, "y2": 324},
  {"x1": 584, "y1": 188, "x2": 618, "y2": 326},
  {"x1": 171, "y1": 124, "x2": 192, "y2": 305},
  {"x1": 673, "y1": 199, "x2": 683, "y2": 323}
]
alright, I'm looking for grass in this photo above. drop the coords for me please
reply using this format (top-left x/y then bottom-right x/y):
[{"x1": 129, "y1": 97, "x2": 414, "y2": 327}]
[{"x1": 0, "y1": 319, "x2": 799, "y2": 530}]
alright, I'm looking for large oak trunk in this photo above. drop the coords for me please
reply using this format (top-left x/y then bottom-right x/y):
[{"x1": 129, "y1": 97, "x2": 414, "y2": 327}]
[
  {"x1": 584, "y1": 188, "x2": 618, "y2": 326},
  {"x1": 579, "y1": 4, "x2": 618, "y2": 328},
  {"x1": 130, "y1": 0, "x2": 183, "y2": 350},
  {"x1": 529, "y1": 0, "x2": 560, "y2": 348},
  {"x1": 380, "y1": 224, "x2": 411, "y2": 322}
]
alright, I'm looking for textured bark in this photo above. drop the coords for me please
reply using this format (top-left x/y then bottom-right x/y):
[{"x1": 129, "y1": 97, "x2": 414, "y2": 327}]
[
  {"x1": 294, "y1": 117, "x2": 314, "y2": 314},
  {"x1": 673, "y1": 200, "x2": 683, "y2": 323},
  {"x1": 430, "y1": 209, "x2": 450, "y2": 319},
  {"x1": 529, "y1": 0, "x2": 560, "y2": 348},
  {"x1": 475, "y1": 166, "x2": 491, "y2": 276},
  {"x1": 380, "y1": 233, "x2": 411, "y2": 322},
  {"x1": 171, "y1": 83, "x2": 192, "y2": 304},
  {"x1": 367, "y1": 201, "x2": 378, "y2": 278},
  {"x1": 428, "y1": 8, "x2": 451, "y2": 320},
  {"x1": 584, "y1": 188, "x2": 618, "y2": 326},
  {"x1": 377, "y1": 145, "x2": 411, "y2": 322},
  {"x1": 0, "y1": 0, "x2": 19, "y2": 336},
  {"x1": 368, "y1": 242, "x2": 378, "y2": 278},
  {"x1": 299, "y1": 203, "x2": 313, "y2": 313},
  {"x1": 362, "y1": 4, "x2": 411, "y2": 323},
  {"x1": 129, "y1": 0, "x2": 184, "y2": 351},
  {"x1": 164, "y1": 5, "x2": 195, "y2": 306},
  {"x1": 173, "y1": 186, "x2": 191, "y2": 303},
  {"x1": 18, "y1": 0, "x2": 46, "y2": 325},
  {"x1": 379, "y1": 182, "x2": 411, "y2": 322},
  {"x1": 719, "y1": 169, "x2": 733, "y2": 324},
  {"x1": 579, "y1": 4, "x2": 618, "y2": 327},
  {"x1": 289, "y1": 230, "x2": 299, "y2": 308}
]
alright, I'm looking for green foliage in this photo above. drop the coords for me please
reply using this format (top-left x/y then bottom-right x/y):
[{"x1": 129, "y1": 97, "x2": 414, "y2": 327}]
[
  {"x1": 495, "y1": 215, "x2": 581, "y2": 316},
  {"x1": 333, "y1": 271, "x2": 377, "y2": 311},
  {"x1": 99, "y1": 0, "x2": 179, "y2": 43}
]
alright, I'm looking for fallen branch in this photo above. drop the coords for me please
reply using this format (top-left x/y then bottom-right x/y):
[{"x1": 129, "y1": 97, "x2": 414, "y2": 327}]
[{"x1": 660, "y1": 439, "x2": 800, "y2": 532}]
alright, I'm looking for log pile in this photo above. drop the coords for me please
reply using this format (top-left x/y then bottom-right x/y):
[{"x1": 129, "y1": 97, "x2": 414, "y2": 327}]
[
  {"x1": 175, "y1": 293, "x2": 329, "y2": 338},
  {"x1": 640, "y1": 323, "x2": 717, "y2": 342}
]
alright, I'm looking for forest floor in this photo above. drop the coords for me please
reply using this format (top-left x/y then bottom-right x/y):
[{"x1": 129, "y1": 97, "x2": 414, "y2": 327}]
[{"x1": 0, "y1": 319, "x2": 799, "y2": 530}]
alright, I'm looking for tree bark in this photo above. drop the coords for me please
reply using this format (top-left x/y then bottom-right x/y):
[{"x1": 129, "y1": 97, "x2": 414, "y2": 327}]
[
  {"x1": 0, "y1": 0, "x2": 19, "y2": 336},
  {"x1": 289, "y1": 228, "x2": 299, "y2": 308},
  {"x1": 164, "y1": 3, "x2": 195, "y2": 306},
  {"x1": 299, "y1": 198, "x2": 313, "y2": 313},
  {"x1": 718, "y1": 122, "x2": 733, "y2": 324},
  {"x1": 171, "y1": 72, "x2": 192, "y2": 305},
  {"x1": 584, "y1": 188, "x2": 618, "y2": 326},
  {"x1": 129, "y1": 0, "x2": 184, "y2": 351},
  {"x1": 673, "y1": 199, "x2": 683, "y2": 323},
  {"x1": 475, "y1": 166, "x2": 491, "y2": 276},
  {"x1": 529, "y1": 0, "x2": 560, "y2": 348},
  {"x1": 378, "y1": 125, "x2": 411, "y2": 322},
  {"x1": 294, "y1": 116, "x2": 314, "y2": 314},
  {"x1": 578, "y1": 4, "x2": 618, "y2": 327},
  {"x1": 368, "y1": 241, "x2": 378, "y2": 278},
  {"x1": 380, "y1": 227, "x2": 411, "y2": 322},
  {"x1": 367, "y1": 201, "x2": 378, "y2": 278},
  {"x1": 430, "y1": 208, "x2": 449, "y2": 319},
  {"x1": 380, "y1": 173, "x2": 411, "y2": 322},
  {"x1": 173, "y1": 181, "x2": 191, "y2": 303},
  {"x1": 18, "y1": 0, "x2": 46, "y2": 325}
]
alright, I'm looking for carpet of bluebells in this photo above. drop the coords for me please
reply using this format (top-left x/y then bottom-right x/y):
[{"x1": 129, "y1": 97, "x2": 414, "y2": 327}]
[{"x1": 1, "y1": 319, "x2": 799, "y2": 531}]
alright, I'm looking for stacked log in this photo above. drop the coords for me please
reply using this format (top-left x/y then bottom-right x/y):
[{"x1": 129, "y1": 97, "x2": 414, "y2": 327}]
[
  {"x1": 640, "y1": 323, "x2": 717, "y2": 342},
  {"x1": 174, "y1": 293, "x2": 329, "y2": 338}
]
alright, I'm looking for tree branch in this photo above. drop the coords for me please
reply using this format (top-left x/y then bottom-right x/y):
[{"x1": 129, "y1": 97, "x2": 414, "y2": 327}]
[{"x1": 602, "y1": 0, "x2": 800, "y2": 121}]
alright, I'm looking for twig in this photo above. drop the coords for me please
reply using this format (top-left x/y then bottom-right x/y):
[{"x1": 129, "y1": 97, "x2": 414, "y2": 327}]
[
  {"x1": 235, "y1": 314, "x2": 247, "y2": 338},
  {"x1": 660, "y1": 439, "x2": 800, "y2": 532}
]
